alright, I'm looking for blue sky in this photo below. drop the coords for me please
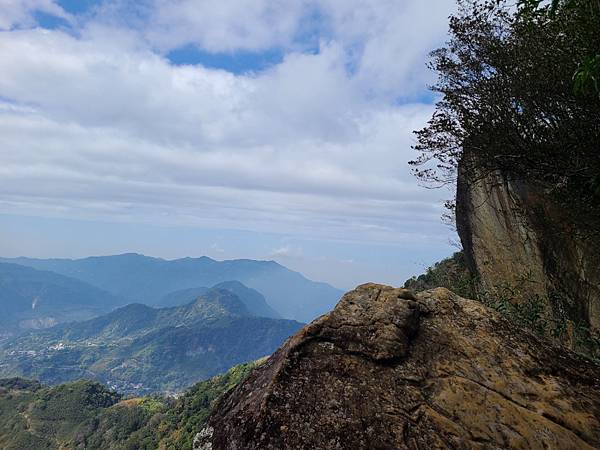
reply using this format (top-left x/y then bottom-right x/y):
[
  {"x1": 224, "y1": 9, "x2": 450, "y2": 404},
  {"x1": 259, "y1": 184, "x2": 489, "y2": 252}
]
[{"x1": 0, "y1": 0, "x2": 457, "y2": 289}]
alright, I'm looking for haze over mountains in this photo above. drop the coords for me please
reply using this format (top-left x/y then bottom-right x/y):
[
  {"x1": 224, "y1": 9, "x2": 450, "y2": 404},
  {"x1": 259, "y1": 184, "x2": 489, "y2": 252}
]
[
  {"x1": 0, "y1": 263, "x2": 121, "y2": 339},
  {"x1": 1, "y1": 253, "x2": 342, "y2": 323},
  {"x1": 158, "y1": 281, "x2": 281, "y2": 318},
  {"x1": 0, "y1": 287, "x2": 303, "y2": 394},
  {"x1": 0, "y1": 254, "x2": 338, "y2": 394}
]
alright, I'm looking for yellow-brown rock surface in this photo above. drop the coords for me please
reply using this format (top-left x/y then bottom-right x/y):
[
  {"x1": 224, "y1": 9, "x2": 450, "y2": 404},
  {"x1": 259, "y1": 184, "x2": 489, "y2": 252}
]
[{"x1": 195, "y1": 284, "x2": 600, "y2": 450}]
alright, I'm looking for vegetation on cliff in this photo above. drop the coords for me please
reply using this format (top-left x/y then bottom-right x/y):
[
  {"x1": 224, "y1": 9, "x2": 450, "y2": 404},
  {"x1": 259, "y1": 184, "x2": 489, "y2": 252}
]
[
  {"x1": 411, "y1": 0, "x2": 600, "y2": 236},
  {"x1": 403, "y1": 252, "x2": 476, "y2": 299},
  {"x1": 407, "y1": 253, "x2": 600, "y2": 360},
  {"x1": 409, "y1": 0, "x2": 600, "y2": 344}
]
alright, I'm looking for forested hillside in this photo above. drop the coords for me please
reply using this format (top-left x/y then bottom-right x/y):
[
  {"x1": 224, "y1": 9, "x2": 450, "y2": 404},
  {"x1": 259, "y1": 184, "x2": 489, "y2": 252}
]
[
  {"x1": 0, "y1": 288, "x2": 302, "y2": 393},
  {"x1": 0, "y1": 361, "x2": 259, "y2": 450}
]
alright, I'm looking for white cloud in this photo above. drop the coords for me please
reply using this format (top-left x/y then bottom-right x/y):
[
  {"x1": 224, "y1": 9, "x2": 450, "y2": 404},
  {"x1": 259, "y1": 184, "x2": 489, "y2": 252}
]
[
  {"x1": 0, "y1": 102, "x2": 445, "y2": 243},
  {"x1": 318, "y1": 0, "x2": 454, "y2": 97},
  {"x1": 87, "y1": 0, "x2": 455, "y2": 98},
  {"x1": 0, "y1": 0, "x2": 70, "y2": 29},
  {"x1": 146, "y1": 0, "x2": 309, "y2": 52},
  {"x1": 0, "y1": 1, "x2": 456, "y2": 251},
  {"x1": 270, "y1": 245, "x2": 303, "y2": 259},
  {"x1": 134, "y1": 0, "x2": 456, "y2": 98}
]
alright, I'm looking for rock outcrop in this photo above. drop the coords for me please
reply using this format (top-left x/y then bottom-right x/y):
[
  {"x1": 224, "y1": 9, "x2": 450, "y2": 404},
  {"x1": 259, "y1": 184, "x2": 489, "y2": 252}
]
[
  {"x1": 456, "y1": 165, "x2": 600, "y2": 331},
  {"x1": 195, "y1": 284, "x2": 600, "y2": 450}
]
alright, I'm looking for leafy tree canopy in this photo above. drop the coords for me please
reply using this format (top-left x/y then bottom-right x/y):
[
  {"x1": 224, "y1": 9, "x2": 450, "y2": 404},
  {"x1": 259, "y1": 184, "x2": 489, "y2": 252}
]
[{"x1": 411, "y1": 0, "x2": 600, "y2": 232}]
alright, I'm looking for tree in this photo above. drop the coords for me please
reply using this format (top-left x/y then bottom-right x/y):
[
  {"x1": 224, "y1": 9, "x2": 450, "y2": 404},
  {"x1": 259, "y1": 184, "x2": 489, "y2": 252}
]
[
  {"x1": 518, "y1": 0, "x2": 600, "y2": 96},
  {"x1": 411, "y1": 0, "x2": 600, "y2": 234}
]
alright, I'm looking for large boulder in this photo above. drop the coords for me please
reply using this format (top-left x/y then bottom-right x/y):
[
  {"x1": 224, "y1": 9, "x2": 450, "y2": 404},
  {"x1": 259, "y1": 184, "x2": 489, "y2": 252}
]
[{"x1": 195, "y1": 284, "x2": 600, "y2": 450}]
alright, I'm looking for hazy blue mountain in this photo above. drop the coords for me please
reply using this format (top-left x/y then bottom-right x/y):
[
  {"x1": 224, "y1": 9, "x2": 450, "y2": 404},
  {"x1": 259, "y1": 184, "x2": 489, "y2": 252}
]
[
  {"x1": 212, "y1": 280, "x2": 281, "y2": 318},
  {"x1": 158, "y1": 286, "x2": 210, "y2": 308},
  {"x1": 0, "y1": 288, "x2": 302, "y2": 394},
  {"x1": 0, "y1": 263, "x2": 122, "y2": 339},
  {"x1": 159, "y1": 281, "x2": 281, "y2": 318},
  {"x1": 2, "y1": 254, "x2": 342, "y2": 322}
]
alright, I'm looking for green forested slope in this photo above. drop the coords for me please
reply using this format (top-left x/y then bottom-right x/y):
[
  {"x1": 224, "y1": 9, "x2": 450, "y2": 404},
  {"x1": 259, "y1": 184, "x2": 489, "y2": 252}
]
[
  {"x1": 0, "y1": 289, "x2": 301, "y2": 394},
  {"x1": 0, "y1": 361, "x2": 258, "y2": 450}
]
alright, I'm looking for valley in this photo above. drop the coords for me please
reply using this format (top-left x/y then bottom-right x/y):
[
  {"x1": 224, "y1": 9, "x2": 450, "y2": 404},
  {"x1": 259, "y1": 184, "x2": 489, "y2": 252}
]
[{"x1": 0, "y1": 281, "x2": 304, "y2": 394}]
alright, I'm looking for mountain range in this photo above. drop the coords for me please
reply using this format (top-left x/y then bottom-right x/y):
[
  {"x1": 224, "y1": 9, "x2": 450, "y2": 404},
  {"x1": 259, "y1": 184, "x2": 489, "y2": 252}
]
[
  {"x1": 0, "y1": 287, "x2": 302, "y2": 394},
  {"x1": 1, "y1": 253, "x2": 342, "y2": 323}
]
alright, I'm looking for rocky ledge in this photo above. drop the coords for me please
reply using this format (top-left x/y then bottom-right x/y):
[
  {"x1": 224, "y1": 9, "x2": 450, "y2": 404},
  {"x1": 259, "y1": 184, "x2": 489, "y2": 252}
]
[{"x1": 195, "y1": 284, "x2": 600, "y2": 450}]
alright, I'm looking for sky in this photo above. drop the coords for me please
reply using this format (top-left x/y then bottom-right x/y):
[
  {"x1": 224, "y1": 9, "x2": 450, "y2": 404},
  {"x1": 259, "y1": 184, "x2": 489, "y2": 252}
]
[{"x1": 0, "y1": 0, "x2": 458, "y2": 290}]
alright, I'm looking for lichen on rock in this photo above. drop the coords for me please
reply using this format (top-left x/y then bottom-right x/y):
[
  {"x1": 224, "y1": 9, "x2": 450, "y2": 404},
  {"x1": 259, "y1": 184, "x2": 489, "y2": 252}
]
[{"x1": 194, "y1": 426, "x2": 214, "y2": 450}]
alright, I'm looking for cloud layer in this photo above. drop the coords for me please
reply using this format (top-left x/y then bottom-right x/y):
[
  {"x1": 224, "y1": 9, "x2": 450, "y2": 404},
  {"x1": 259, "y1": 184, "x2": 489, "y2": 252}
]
[{"x1": 0, "y1": 0, "x2": 457, "y2": 283}]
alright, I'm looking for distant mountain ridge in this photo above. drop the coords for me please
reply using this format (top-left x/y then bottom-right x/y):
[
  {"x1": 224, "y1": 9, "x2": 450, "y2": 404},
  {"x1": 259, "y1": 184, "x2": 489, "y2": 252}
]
[
  {"x1": 0, "y1": 287, "x2": 302, "y2": 394},
  {"x1": 0, "y1": 263, "x2": 122, "y2": 339},
  {"x1": 1, "y1": 254, "x2": 342, "y2": 323},
  {"x1": 159, "y1": 281, "x2": 281, "y2": 319},
  {"x1": 48, "y1": 288, "x2": 251, "y2": 342},
  {"x1": 158, "y1": 286, "x2": 210, "y2": 308}
]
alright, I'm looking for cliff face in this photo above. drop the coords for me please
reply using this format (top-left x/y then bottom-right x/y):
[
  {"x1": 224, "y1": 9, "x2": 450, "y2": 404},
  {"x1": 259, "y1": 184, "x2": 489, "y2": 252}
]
[
  {"x1": 455, "y1": 164, "x2": 600, "y2": 331},
  {"x1": 194, "y1": 284, "x2": 600, "y2": 450}
]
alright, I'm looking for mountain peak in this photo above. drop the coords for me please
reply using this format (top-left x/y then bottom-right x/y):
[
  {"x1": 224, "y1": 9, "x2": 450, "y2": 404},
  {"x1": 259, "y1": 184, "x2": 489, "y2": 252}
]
[
  {"x1": 212, "y1": 280, "x2": 245, "y2": 289},
  {"x1": 192, "y1": 288, "x2": 251, "y2": 317}
]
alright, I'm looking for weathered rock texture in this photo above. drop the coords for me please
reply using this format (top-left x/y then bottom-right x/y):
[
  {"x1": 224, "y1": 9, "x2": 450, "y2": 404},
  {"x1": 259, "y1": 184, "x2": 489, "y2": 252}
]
[
  {"x1": 195, "y1": 284, "x2": 600, "y2": 450},
  {"x1": 456, "y1": 165, "x2": 600, "y2": 331}
]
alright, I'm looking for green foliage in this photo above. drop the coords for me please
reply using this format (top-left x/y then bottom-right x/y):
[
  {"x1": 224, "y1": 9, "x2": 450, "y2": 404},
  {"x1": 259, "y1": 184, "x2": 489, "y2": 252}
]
[
  {"x1": 407, "y1": 255, "x2": 600, "y2": 361},
  {"x1": 476, "y1": 274, "x2": 600, "y2": 361},
  {"x1": 404, "y1": 252, "x2": 478, "y2": 299},
  {"x1": 0, "y1": 378, "x2": 120, "y2": 449},
  {"x1": 71, "y1": 398, "x2": 166, "y2": 450},
  {"x1": 138, "y1": 397, "x2": 165, "y2": 414},
  {"x1": 0, "y1": 360, "x2": 260, "y2": 450},
  {"x1": 0, "y1": 377, "x2": 41, "y2": 391},
  {"x1": 517, "y1": 0, "x2": 600, "y2": 97},
  {"x1": 478, "y1": 281, "x2": 549, "y2": 336},
  {"x1": 412, "y1": 0, "x2": 600, "y2": 235},
  {"x1": 517, "y1": 0, "x2": 561, "y2": 16},
  {"x1": 149, "y1": 360, "x2": 258, "y2": 450},
  {"x1": 574, "y1": 54, "x2": 600, "y2": 96}
]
